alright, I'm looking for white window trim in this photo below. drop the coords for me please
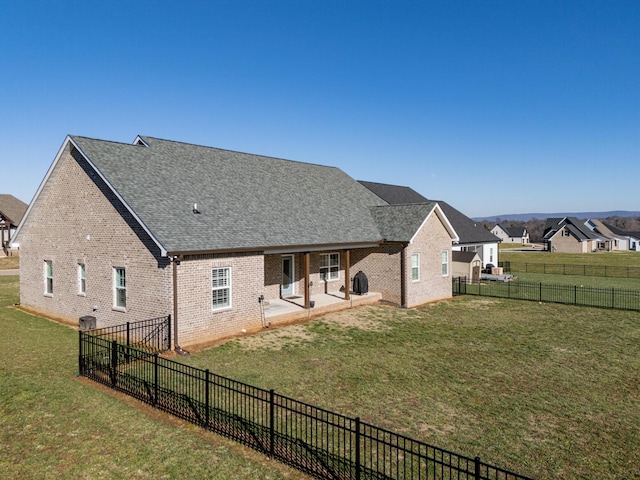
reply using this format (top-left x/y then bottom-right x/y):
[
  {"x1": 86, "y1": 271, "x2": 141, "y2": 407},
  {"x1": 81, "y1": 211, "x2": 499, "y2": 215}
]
[
  {"x1": 113, "y1": 267, "x2": 126, "y2": 311},
  {"x1": 212, "y1": 266, "x2": 232, "y2": 311},
  {"x1": 78, "y1": 263, "x2": 86, "y2": 296},
  {"x1": 441, "y1": 250, "x2": 449, "y2": 277},
  {"x1": 44, "y1": 260, "x2": 53, "y2": 296},
  {"x1": 411, "y1": 253, "x2": 420, "y2": 282},
  {"x1": 319, "y1": 252, "x2": 340, "y2": 282}
]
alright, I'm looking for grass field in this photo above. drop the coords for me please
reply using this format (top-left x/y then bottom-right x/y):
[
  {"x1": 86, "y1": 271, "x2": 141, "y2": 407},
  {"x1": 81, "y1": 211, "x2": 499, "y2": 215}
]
[
  {"x1": 0, "y1": 255, "x2": 19, "y2": 270},
  {"x1": 178, "y1": 296, "x2": 640, "y2": 479},
  {"x1": 500, "y1": 251, "x2": 640, "y2": 289},
  {"x1": 3, "y1": 272, "x2": 640, "y2": 479},
  {"x1": 500, "y1": 250, "x2": 640, "y2": 268},
  {"x1": 0, "y1": 275, "x2": 306, "y2": 480}
]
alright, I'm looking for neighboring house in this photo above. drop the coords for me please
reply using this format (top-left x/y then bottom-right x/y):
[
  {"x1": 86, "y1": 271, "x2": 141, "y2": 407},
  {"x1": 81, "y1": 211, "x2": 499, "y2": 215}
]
[
  {"x1": 0, "y1": 194, "x2": 28, "y2": 255},
  {"x1": 629, "y1": 233, "x2": 640, "y2": 252},
  {"x1": 13, "y1": 135, "x2": 459, "y2": 349},
  {"x1": 601, "y1": 222, "x2": 640, "y2": 252},
  {"x1": 359, "y1": 181, "x2": 501, "y2": 268},
  {"x1": 585, "y1": 219, "x2": 625, "y2": 250},
  {"x1": 543, "y1": 217, "x2": 611, "y2": 253},
  {"x1": 490, "y1": 223, "x2": 529, "y2": 244}
]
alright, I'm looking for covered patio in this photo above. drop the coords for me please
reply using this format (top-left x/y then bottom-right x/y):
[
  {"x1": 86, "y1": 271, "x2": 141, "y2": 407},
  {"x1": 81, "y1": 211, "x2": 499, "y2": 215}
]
[{"x1": 262, "y1": 289, "x2": 382, "y2": 322}]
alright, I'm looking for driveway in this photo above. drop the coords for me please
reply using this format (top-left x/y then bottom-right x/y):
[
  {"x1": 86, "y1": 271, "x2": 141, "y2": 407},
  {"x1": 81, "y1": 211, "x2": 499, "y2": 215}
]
[{"x1": 0, "y1": 269, "x2": 19, "y2": 276}]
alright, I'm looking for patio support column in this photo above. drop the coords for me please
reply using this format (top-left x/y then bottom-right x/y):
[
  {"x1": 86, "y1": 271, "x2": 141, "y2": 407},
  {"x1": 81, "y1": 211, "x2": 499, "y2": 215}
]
[
  {"x1": 344, "y1": 249, "x2": 351, "y2": 300},
  {"x1": 304, "y1": 251, "x2": 310, "y2": 309}
]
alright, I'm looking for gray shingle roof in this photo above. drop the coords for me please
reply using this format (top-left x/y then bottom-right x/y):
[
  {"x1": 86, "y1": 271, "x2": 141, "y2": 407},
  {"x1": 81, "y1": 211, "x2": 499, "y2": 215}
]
[
  {"x1": 71, "y1": 135, "x2": 387, "y2": 253},
  {"x1": 0, "y1": 194, "x2": 28, "y2": 225},
  {"x1": 452, "y1": 251, "x2": 479, "y2": 263},
  {"x1": 544, "y1": 217, "x2": 601, "y2": 241},
  {"x1": 358, "y1": 181, "x2": 429, "y2": 204},
  {"x1": 370, "y1": 203, "x2": 439, "y2": 242},
  {"x1": 358, "y1": 181, "x2": 498, "y2": 245}
]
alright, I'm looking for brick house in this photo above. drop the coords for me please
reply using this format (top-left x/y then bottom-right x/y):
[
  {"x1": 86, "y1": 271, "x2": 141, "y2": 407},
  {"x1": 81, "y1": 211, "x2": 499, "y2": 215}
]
[
  {"x1": 543, "y1": 217, "x2": 611, "y2": 253},
  {"x1": 0, "y1": 194, "x2": 28, "y2": 256},
  {"x1": 13, "y1": 135, "x2": 458, "y2": 349}
]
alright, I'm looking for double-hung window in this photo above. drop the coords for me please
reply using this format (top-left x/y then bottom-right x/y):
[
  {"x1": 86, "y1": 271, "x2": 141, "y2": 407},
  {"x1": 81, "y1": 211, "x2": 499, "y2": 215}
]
[
  {"x1": 319, "y1": 253, "x2": 339, "y2": 281},
  {"x1": 78, "y1": 263, "x2": 86, "y2": 295},
  {"x1": 212, "y1": 267, "x2": 231, "y2": 310},
  {"x1": 411, "y1": 253, "x2": 420, "y2": 281},
  {"x1": 44, "y1": 260, "x2": 53, "y2": 295},
  {"x1": 441, "y1": 251, "x2": 449, "y2": 276},
  {"x1": 114, "y1": 267, "x2": 126, "y2": 309}
]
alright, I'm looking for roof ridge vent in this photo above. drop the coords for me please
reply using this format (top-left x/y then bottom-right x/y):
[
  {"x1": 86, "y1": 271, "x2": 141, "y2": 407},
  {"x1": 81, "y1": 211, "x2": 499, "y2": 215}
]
[{"x1": 133, "y1": 136, "x2": 149, "y2": 147}]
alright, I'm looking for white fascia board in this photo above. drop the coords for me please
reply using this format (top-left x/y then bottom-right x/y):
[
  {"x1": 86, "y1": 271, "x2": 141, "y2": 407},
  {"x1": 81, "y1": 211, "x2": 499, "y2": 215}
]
[
  {"x1": 409, "y1": 203, "x2": 459, "y2": 245},
  {"x1": 69, "y1": 137, "x2": 168, "y2": 257}
]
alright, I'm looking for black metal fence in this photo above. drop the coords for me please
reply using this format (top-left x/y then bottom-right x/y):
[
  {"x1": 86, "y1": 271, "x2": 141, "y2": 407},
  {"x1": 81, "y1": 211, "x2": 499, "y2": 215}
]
[
  {"x1": 85, "y1": 315, "x2": 171, "y2": 353},
  {"x1": 453, "y1": 277, "x2": 640, "y2": 311},
  {"x1": 79, "y1": 329, "x2": 533, "y2": 480},
  {"x1": 500, "y1": 261, "x2": 640, "y2": 279}
]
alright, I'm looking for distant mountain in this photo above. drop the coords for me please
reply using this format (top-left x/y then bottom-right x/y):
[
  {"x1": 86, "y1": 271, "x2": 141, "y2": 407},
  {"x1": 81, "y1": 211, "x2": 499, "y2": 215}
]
[{"x1": 474, "y1": 211, "x2": 640, "y2": 223}]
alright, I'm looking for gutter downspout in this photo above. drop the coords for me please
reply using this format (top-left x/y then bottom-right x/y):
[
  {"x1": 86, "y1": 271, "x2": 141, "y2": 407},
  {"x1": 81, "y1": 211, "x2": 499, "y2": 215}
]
[
  {"x1": 400, "y1": 244, "x2": 407, "y2": 308},
  {"x1": 172, "y1": 255, "x2": 189, "y2": 355}
]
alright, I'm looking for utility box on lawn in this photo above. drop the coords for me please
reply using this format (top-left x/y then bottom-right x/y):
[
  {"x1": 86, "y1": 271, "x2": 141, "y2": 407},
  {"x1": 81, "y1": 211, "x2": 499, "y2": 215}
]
[{"x1": 79, "y1": 315, "x2": 96, "y2": 331}]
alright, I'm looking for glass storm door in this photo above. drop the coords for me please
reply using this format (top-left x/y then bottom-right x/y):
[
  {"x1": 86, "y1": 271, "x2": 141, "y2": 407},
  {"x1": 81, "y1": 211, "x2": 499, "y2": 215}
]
[{"x1": 281, "y1": 255, "x2": 294, "y2": 297}]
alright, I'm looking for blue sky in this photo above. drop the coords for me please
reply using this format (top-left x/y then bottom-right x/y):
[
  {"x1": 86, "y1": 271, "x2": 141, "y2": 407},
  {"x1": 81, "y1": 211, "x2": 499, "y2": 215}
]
[{"x1": 1, "y1": 1, "x2": 638, "y2": 218}]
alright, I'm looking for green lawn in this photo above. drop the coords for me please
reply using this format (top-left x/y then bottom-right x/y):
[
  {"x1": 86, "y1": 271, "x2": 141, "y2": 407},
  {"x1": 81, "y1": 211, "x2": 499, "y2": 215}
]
[
  {"x1": 501, "y1": 250, "x2": 640, "y2": 268},
  {"x1": 4, "y1": 273, "x2": 640, "y2": 479},
  {"x1": 0, "y1": 275, "x2": 306, "y2": 480},
  {"x1": 179, "y1": 298, "x2": 640, "y2": 480}
]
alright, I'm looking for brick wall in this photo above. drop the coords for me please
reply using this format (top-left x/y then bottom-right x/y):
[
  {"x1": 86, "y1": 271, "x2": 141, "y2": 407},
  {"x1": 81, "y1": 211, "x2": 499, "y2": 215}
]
[
  {"x1": 404, "y1": 211, "x2": 453, "y2": 307},
  {"x1": 550, "y1": 231, "x2": 588, "y2": 253},
  {"x1": 351, "y1": 245, "x2": 403, "y2": 305},
  {"x1": 18, "y1": 144, "x2": 172, "y2": 328},
  {"x1": 177, "y1": 252, "x2": 265, "y2": 345}
]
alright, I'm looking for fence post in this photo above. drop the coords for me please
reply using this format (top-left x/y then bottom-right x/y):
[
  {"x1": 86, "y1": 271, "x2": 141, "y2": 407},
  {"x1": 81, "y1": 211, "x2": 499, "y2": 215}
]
[
  {"x1": 355, "y1": 417, "x2": 361, "y2": 480},
  {"x1": 612, "y1": 287, "x2": 615, "y2": 309},
  {"x1": 205, "y1": 369, "x2": 210, "y2": 428},
  {"x1": 154, "y1": 353, "x2": 159, "y2": 406},
  {"x1": 539, "y1": 283, "x2": 543, "y2": 303},
  {"x1": 474, "y1": 456, "x2": 481, "y2": 480},
  {"x1": 574, "y1": 285, "x2": 577, "y2": 305},
  {"x1": 126, "y1": 322, "x2": 131, "y2": 364},
  {"x1": 269, "y1": 389, "x2": 275, "y2": 458},
  {"x1": 110, "y1": 340, "x2": 118, "y2": 387},
  {"x1": 167, "y1": 314, "x2": 172, "y2": 351},
  {"x1": 78, "y1": 331, "x2": 84, "y2": 376}
]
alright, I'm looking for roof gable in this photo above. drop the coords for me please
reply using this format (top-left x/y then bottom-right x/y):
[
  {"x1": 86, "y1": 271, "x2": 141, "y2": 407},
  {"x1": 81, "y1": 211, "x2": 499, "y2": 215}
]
[
  {"x1": 370, "y1": 202, "x2": 457, "y2": 243},
  {"x1": 358, "y1": 181, "x2": 496, "y2": 245}
]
